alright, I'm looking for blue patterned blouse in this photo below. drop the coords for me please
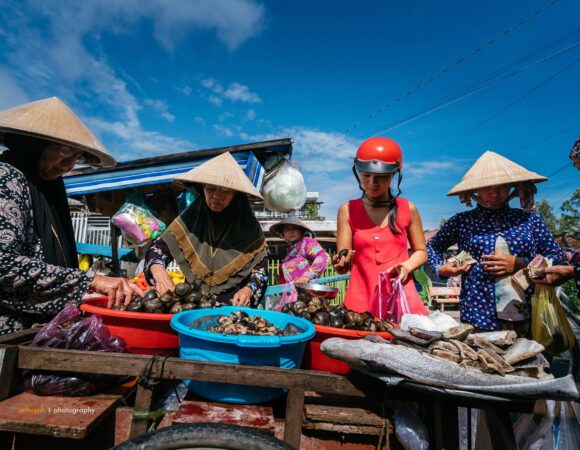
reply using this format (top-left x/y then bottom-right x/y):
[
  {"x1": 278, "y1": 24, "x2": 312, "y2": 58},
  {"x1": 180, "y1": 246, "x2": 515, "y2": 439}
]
[{"x1": 427, "y1": 206, "x2": 566, "y2": 331}]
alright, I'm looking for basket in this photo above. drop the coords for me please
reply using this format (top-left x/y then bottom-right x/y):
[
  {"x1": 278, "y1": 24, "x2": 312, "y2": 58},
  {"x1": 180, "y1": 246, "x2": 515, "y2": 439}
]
[
  {"x1": 302, "y1": 324, "x2": 394, "y2": 374},
  {"x1": 170, "y1": 307, "x2": 315, "y2": 404},
  {"x1": 80, "y1": 296, "x2": 178, "y2": 355}
]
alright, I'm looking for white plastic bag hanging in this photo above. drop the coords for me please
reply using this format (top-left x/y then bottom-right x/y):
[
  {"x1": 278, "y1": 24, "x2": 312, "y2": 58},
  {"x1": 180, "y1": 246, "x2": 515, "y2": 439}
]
[{"x1": 261, "y1": 156, "x2": 307, "y2": 213}]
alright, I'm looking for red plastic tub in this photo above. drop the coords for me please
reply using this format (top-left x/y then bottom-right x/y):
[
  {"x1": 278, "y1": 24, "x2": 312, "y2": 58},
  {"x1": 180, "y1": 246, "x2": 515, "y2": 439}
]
[
  {"x1": 80, "y1": 296, "x2": 178, "y2": 355},
  {"x1": 301, "y1": 324, "x2": 394, "y2": 374}
]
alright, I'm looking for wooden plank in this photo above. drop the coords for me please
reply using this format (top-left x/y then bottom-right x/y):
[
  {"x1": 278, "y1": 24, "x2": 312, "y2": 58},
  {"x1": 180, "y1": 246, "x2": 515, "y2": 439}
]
[
  {"x1": 16, "y1": 347, "x2": 367, "y2": 397},
  {"x1": 0, "y1": 328, "x2": 39, "y2": 345},
  {"x1": 0, "y1": 346, "x2": 19, "y2": 401},
  {"x1": 172, "y1": 401, "x2": 275, "y2": 433},
  {"x1": 0, "y1": 392, "x2": 119, "y2": 439},
  {"x1": 284, "y1": 388, "x2": 305, "y2": 449},
  {"x1": 129, "y1": 385, "x2": 153, "y2": 439},
  {"x1": 304, "y1": 404, "x2": 383, "y2": 427},
  {"x1": 302, "y1": 422, "x2": 382, "y2": 435}
]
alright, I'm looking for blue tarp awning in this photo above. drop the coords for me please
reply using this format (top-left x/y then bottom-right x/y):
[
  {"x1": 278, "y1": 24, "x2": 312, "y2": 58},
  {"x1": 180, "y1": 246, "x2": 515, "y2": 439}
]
[{"x1": 64, "y1": 150, "x2": 264, "y2": 196}]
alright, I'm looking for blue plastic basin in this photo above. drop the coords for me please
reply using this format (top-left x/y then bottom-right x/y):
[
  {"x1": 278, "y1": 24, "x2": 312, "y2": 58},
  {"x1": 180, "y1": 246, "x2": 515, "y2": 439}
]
[{"x1": 170, "y1": 307, "x2": 315, "y2": 404}]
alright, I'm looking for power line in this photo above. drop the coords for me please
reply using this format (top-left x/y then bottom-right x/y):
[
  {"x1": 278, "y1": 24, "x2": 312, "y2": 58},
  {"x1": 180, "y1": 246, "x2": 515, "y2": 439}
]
[
  {"x1": 310, "y1": 0, "x2": 562, "y2": 154},
  {"x1": 357, "y1": 43, "x2": 580, "y2": 142},
  {"x1": 316, "y1": 38, "x2": 580, "y2": 159},
  {"x1": 515, "y1": 123, "x2": 580, "y2": 153},
  {"x1": 434, "y1": 55, "x2": 580, "y2": 153}
]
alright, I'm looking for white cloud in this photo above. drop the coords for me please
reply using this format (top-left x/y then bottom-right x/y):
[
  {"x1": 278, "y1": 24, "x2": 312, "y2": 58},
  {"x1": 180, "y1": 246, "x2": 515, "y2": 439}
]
[
  {"x1": 0, "y1": 0, "x2": 263, "y2": 160},
  {"x1": 200, "y1": 78, "x2": 261, "y2": 105},
  {"x1": 201, "y1": 78, "x2": 224, "y2": 93},
  {"x1": 246, "y1": 108, "x2": 257, "y2": 120},
  {"x1": 88, "y1": 116, "x2": 197, "y2": 160},
  {"x1": 213, "y1": 124, "x2": 234, "y2": 137},
  {"x1": 0, "y1": 67, "x2": 29, "y2": 109},
  {"x1": 219, "y1": 112, "x2": 234, "y2": 122},
  {"x1": 176, "y1": 84, "x2": 192, "y2": 96},
  {"x1": 194, "y1": 116, "x2": 206, "y2": 126},
  {"x1": 208, "y1": 95, "x2": 223, "y2": 106},
  {"x1": 145, "y1": 99, "x2": 175, "y2": 122},
  {"x1": 27, "y1": 0, "x2": 264, "y2": 52},
  {"x1": 223, "y1": 82, "x2": 261, "y2": 103}
]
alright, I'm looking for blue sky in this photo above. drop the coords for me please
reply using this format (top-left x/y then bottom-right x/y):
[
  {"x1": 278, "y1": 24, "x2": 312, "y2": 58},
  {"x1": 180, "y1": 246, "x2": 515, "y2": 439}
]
[{"x1": 0, "y1": 0, "x2": 578, "y2": 229}]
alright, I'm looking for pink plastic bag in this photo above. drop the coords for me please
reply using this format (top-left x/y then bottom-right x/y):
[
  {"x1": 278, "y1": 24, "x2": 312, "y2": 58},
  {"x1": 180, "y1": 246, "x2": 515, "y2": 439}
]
[
  {"x1": 372, "y1": 271, "x2": 410, "y2": 323},
  {"x1": 277, "y1": 264, "x2": 298, "y2": 311}
]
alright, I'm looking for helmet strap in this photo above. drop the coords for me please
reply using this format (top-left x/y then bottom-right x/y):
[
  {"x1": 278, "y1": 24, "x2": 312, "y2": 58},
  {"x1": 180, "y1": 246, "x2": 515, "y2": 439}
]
[{"x1": 353, "y1": 166, "x2": 403, "y2": 207}]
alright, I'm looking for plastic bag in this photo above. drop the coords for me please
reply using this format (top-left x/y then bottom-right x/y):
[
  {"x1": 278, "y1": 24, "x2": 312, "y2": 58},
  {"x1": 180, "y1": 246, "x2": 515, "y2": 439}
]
[
  {"x1": 277, "y1": 265, "x2": 298, "y2": 311},
  {"x1": 399, "y1": 311, "x2": 458, "y2": 332},
  {"x1": 392, "y1": 405, "x2": 429, "y2": 450},
  {"x1": 25, "y1": 304, "x2": 129, "y2": 396},
  {"x1": 112, "y1": 193, "x2": 166, "y2": 245},
  {"x1": 531, "y1": 285, "x2": 575, "y2": 355},
  {"x1": 514, "y1": 401, "x2": 555, "y2": 450},
  {"x1": 261, "y1": 157, "x2": 307, "y2": 213},
  {"x1": 556, "y1": 401, "x2": 580, "y2": 450},
  {"x1": 372, "y1": 272, "x2": 410, "y2": 322}
]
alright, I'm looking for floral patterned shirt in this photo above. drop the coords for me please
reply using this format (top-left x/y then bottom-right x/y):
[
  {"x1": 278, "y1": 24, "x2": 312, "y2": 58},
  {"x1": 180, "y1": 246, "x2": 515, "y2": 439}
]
[
  {"x1": 145, "y1": 238, "x2": 268, "y2": 307},
  {"x1": 427, "y1": 206, "x2": 566, "y2": 331},
  {"x1": 0, "y1": 163, "x2": 92, "y2": 335},
  {"x1": 279, "y1": 236, "x2": 329, "y2": 284}
]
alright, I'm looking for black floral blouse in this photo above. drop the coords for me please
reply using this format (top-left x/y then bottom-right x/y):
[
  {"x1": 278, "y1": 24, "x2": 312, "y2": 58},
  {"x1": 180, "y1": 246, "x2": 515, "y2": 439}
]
[
  {"x1": 145, "y1": 238, "x2": 269, "y2": 307},
  {"x1": 0, "y1": 163, "x2": 92, "y2": 335}
]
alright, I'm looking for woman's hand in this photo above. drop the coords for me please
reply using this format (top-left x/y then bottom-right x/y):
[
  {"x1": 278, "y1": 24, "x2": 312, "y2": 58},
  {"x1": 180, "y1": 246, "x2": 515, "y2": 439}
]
[
  {"x1": 294, "y1": 276, "x2": 310, "y2": 284},
  {"x1": 532, "y1": 266, "x2": 574, "y2": 286},
  {"x1": 388, "y1": 263, "x2": 410, "y2": 282},
  {"x1": 150, "y1": 264, "x2": 175, "y2": 294},
  {"x1": 438, "y1": 262, "x2": 472, "y2": 278},
  {"x1": 232, "y1": 286, "x2": 253, "y2": 306},
  {"x1": 91, "y1": 274, "x2": 144, "y2": 308},
  {"x1": 481, "y1": 254, "x2": 525, "y2": 277},
  {"x1": 332, "y1": 250, "x2": 355, "y2": 274}
]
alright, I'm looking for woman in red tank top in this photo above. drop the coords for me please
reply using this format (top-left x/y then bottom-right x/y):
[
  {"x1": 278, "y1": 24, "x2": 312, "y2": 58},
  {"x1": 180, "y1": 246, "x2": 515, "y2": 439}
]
[{"x1": 333, "y1": 137, "x2": 429, "y2": 316}]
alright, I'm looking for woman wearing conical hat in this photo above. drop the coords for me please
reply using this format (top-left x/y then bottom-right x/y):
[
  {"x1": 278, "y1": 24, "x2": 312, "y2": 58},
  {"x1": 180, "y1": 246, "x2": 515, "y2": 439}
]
[
  {"x1": 0, "y1": 98, "x2": 142, "y2": 335},
  {"x1": 145, "y1": 152, "x2": 269, "y2": 307},
  {"x1": 427, "y1": 151, "x2": 567, "y2": 332},
  {"x1": 269, "y1": 216, "x2": 329, "y2": 285}
]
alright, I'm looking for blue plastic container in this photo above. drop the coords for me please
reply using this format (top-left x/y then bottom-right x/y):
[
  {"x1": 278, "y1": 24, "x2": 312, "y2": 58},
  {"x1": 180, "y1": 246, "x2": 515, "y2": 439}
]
[{"x1": 170, "y1": 307, "x2": 315, "y2": 404}]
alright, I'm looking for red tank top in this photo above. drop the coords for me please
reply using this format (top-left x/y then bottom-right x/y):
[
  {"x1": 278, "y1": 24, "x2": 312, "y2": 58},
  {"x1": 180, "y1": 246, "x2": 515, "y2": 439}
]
[{"x1": 343, "y1": 198, "x2": 428, "y2": 315}]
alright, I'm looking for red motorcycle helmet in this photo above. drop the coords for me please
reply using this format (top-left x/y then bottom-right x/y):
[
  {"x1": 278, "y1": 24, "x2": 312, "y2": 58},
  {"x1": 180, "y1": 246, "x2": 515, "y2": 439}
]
[{"x1": 354, "y1": 137, "x2": 403, "y2": 173}]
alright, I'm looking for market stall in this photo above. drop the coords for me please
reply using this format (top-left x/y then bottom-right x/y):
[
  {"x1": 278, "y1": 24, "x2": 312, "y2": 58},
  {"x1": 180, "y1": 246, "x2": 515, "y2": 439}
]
[{"x1": 63, "y1": 138, "x2": 292, "y2": 274}]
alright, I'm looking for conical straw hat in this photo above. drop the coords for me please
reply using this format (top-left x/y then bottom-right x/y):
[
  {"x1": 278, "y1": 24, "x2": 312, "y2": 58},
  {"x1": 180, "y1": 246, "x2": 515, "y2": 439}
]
[
  {"x1": 0, "y1": 97, "x2": 115, "y2": 167},
  {"x1": 174, "y1": 151, "x2": 263, "y2": 199},
  {"x1": 269, "y1": 215, "x2": 313, "y2": 236},
  {"x1": 448, "y1": 150, "x2": 547, "y2": 196}
]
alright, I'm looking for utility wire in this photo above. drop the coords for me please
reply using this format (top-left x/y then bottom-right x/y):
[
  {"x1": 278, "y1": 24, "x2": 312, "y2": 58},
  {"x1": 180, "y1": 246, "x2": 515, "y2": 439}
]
[
  {"x1": 515, "y1": 123, "x2": 580, "y2": 153},
  {"x1": 311, "y1": 0, "x2": 562, "y2": 154},
  {"x1": 316, "y1": 39, "x2": 580, "y2": 159},
  {"x1": 434, "y1": 55, "x2": 580, "y2": 153},
  {"x1": 357, "y1": 43, "x2": 580, "y2": 142}
]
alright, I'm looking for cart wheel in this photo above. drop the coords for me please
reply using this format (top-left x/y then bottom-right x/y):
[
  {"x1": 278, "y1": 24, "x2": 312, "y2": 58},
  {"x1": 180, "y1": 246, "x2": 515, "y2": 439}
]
[{"x1": 112, "y1": 423, "x2": 294, "y2": 450}]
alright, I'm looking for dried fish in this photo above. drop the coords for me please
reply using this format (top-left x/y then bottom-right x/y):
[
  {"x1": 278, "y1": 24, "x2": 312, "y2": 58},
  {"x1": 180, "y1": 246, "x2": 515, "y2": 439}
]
[
  {"x1": 428, "y1": 340, "x2": 460, "y2": 354},
  {"x1": 443, "y1": 324, "x2": 474, "y2": 341},
  {"x1": 450, "y1": 339, "x2": 479, "y2": 361},
  {"x1": 469, "y1": 335, "x2": 506, "y2": 355},
  {"x1": 477, "y1": 349, "x2": 514, "y2": 376},
  {"x1": 467, "y1": 330, "x2": 517, "y2": 347},
  {"x1": 504, "y1": 338, "x2": 545, "y2": 365},
  {"x1": 320, "y1": 338, "x2": 578, "y2": 400},
  {"x1": 431, "y1": 349, "x2": 462, "y2": 363},
  {"x1": 460, "y1": 359, "x2": 485, "y2": 370},
  {"x1": 409, "y1": 327, "x2": 443, "y2": 342},
  {"x1": 389, "y1": 328, "x2": 432, "y2": 346}
]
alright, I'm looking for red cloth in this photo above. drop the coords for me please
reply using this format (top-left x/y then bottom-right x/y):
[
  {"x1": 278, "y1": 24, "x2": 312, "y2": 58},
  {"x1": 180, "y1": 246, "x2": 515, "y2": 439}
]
[{"x1": 343, "y1": 198, "x2": 428, "y2": 315}]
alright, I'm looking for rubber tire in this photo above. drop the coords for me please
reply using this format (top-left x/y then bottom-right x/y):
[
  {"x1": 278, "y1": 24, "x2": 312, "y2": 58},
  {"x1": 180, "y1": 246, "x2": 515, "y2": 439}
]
[{"x1": 112, "y1": 423, "x2": 295, "y2": 450}]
